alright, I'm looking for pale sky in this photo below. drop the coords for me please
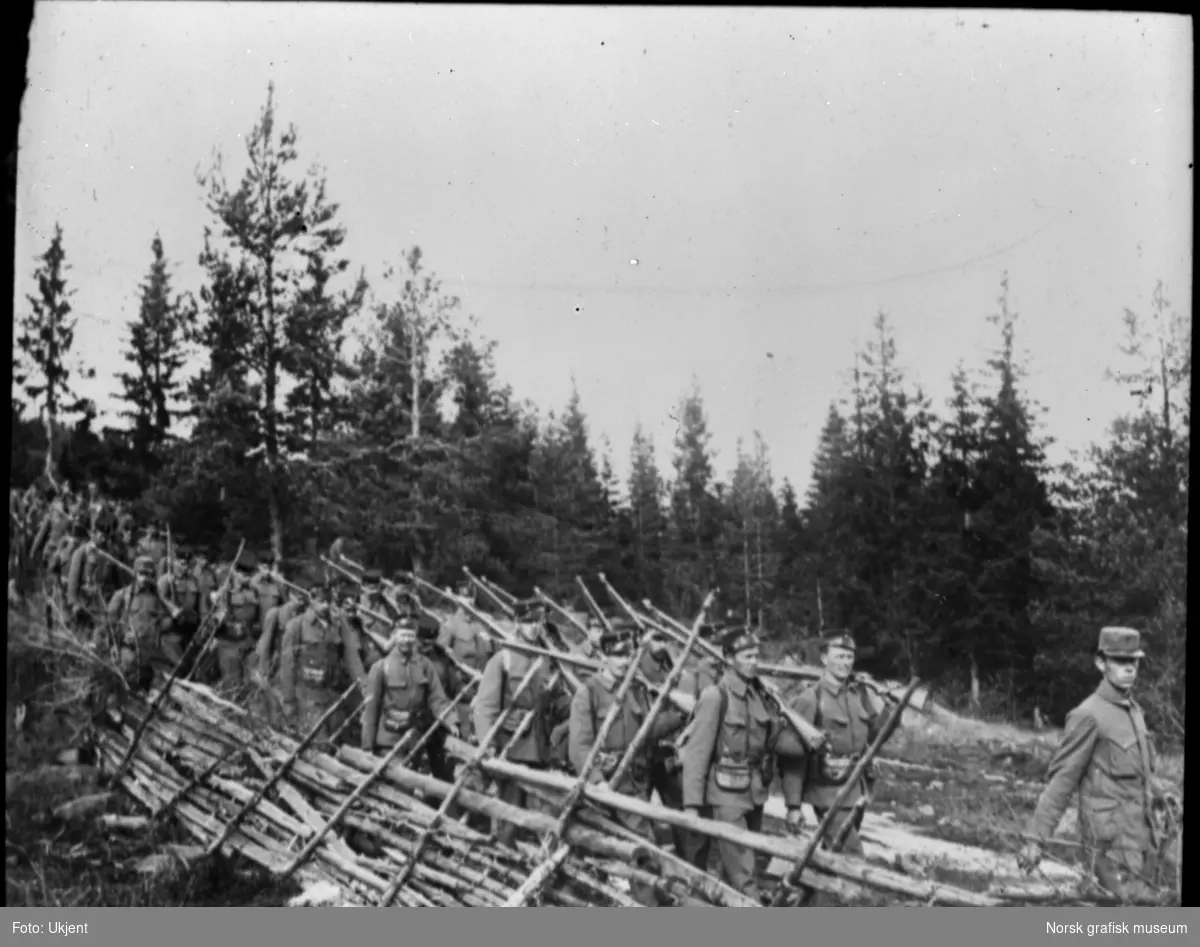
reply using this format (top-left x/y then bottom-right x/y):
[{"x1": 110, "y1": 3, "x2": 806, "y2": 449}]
[{"x1": 15, "y1": 4, "x2": 1193, "y2": 496}]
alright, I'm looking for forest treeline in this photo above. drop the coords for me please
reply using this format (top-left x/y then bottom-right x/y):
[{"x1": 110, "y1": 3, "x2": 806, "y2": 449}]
[{"x1": 11, "y1": 86, "x2": 1188, "y2": 743}]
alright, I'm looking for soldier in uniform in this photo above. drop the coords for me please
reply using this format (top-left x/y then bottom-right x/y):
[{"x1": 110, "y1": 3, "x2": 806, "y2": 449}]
[
  {"x1": 210, "y1": 550, "x2": 262, "y2": 698},
  {"x1": 779, "y1": 633, "x2": 882, "y2": 876},
  {"x1": 136, "y1": 523, "x2": 167, "y2": 574},
  {"x1": 1020, "y1": 627, "x2": 1180, "y2": 903},
  {"x1": 569, "y1": 624, "x2": 686, "y2": 905},
  {"x1": 104, "y1": 556, "x2": 182, "y2": 690},
  {"x1": 473, "y1": 602, "x2": 571, "y2": 848},
  {"x1": 680, "y1": 627, "x2": 809, "y2": 903},
  {"x1": 251, "y1": 551, "x2": 285, "y2": 635},
  {"x1": 157, "y1": 546, "x2": 204, "y2": 668},
  {"x1": 436, "y1": 580, "x2": 496, "y2": 741},
  {"x1": 279, "y1": 582, "x2": 367, "y2": 739},
  {"x1": 415, "y1": 616, "x2": 464, "y2": 785},
  {"x1": 352, "y1": 570, "x2": 400, "y2": 671},
  {"x1": 255, "y1": 580, "x2": 307, "y2": 685},
  {"x1": 362, "y1": 624, "x2": 459, "y2": 791},
  {"x1": 66, "y1": 527, "x2": 116, "y2": 633}
]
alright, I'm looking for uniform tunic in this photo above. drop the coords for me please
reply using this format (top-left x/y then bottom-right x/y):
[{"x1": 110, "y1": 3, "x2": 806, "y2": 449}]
[
  {"x1": 105, "y1": 582, "x2": 176, "y2": 686},
  {"x1": 1027, "y1": 680, "x2": 1162, "y2": 898},
  {"x1": 779, "y1": 675, "x2": 881, "y2": 857},
  {"x1": 279, "y1": 609, "x2": 365, "y2": 737}
]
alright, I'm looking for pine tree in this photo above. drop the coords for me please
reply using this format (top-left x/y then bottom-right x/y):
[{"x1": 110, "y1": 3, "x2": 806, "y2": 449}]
[
  {"x1": 15, "y1": 223, "x2": 95, "y2": 484},
  {"x1": 116, "y1": 234, "x2": 195, "y2": 459},
  {"x1": 627, "y1": 424, "x2": 668, "y2": 603},
  {"x1": 192, "y1": 83, "x2": 358, "y2": 560},
  {"x1": 667, "y1": 382, "x2": 722, "y2": 616}
]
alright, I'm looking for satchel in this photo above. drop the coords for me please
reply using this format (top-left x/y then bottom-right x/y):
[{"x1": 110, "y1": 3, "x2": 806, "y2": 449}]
[{"x1": 713, "y1": 760, "x2": 753, "y2": 793}]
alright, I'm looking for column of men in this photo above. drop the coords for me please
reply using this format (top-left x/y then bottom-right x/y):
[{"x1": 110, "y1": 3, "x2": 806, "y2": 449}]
[{"x1": 10, "y1": 480, "x2": 1179, "y2": 905}]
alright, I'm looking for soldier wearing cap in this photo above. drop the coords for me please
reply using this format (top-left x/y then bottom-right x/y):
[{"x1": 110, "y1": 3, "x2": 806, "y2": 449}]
[
  {"x1": 136, "y1": 523, "x2": 167, "y2": 574},
  {"x1": 362, "y1": 623, "x2": 459, "y2": 792},
  {"x1": 104, "y1": 555, "x2": 183, "y2": 688},
  {"x1": 779, "y1": 633, "x2": 883, "y2": 868},
  {"x1": 436, "y1": 580, "x2": 496, "y2": 741},
  {"x1": 210, "y1": 549, "x2": 264, "y2": 697},
  {"x1": 279, "y1": 582, "x2": 368, "y2": 738},
  {"x1": 473, "y1": 599, "x2": 571, "y2": 848},
  {"x1": 679, "y1": 627, "x2": 808, "y2": 901},
  {"x1": 250, "y1": 551, "x2": 285, "y2": 633},
  {"x1": 255, "y1": 580, "x2": 306, "y2": 683},
  {"x1": 158, "y1": 545, "x2": 203, "y2": 666},
  {"x1": 1020, "y1": 627, "x2": 1179, "y2": 902},
  {"x1": 568, "y1": 624, "x2": 685, "y2": 904}
]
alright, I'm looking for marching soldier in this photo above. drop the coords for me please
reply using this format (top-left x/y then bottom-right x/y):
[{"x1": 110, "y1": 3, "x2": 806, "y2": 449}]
[
  {"x1": 568, "y1": 624, "x2": 686, "y2": 905},
  {"x1": 779, "y1": 633, "x2": 882, "y2": 874},
  {"x1": 136, "y1": 523, "x2": 167, "y2": 574},
  {"x1": 255, "y1": 581, "x2": 306, "y2": 684},
  {"x1": 361, "y1": 624, "x2": 459, "y2": 779},
  {"x1": 680, "y1": 627, "x2": 809, "y2": 903},
  {"x1": 436, "y1": 579, "x2": 495, "y2": 740},
  {"x1": 251, "y1": 551, "x2": 285, "y2": 633},
  {"x1": 65, "y1": 527, "x2": 116, "y2": 632},
  {"x1": 103, "y1": 555, "x2": 183, "y2": 690},
  {"x1": 354, "y1": 570, "x2": 400, "y2": 671},
  {"x1": 1020, "y1": 627, "x2": 1180, "y2": 903},
  {"x1": 279, "y1": 582, "x2": 367, "y2": 739},
  {"x1": 415, "y1": 617, "x2": 464, "y2": 785},
  {"x1": 210, "y1": 550, "x2": 262, "y2": 698},
  {"x1": 473, "y1": 602, "x2": 571, "y2": 848},
  {"x1": 157, "y1": 546, "x2": 203, "y2": 667}
]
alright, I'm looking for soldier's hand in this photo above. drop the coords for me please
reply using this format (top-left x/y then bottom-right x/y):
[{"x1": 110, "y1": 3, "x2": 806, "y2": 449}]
[
  {"x1": 445, "y1": 722, "x2": 461, "y2": 739},
  {"x1": 684, "y1": 806, "x2": 701, "y2": 820},
  {"x1": 1017, "y1": 841, "x2": 1043, "y2": 874},
  {"x1": 785, "y1": 807, "x2": 806, "y2": 833}
]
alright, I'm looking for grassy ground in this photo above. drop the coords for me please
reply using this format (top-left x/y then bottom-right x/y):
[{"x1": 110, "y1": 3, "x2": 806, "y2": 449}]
[{"x1": 5, "y1": 598, "x2": 303, "y2": 908}]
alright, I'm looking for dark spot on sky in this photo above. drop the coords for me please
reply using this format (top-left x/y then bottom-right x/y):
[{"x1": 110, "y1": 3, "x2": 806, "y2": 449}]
[
  {"x1": 601, "y1": 41, "x2": 605, "y2": 46},
  {"x1": 643, "y1": 48, "x2": 647, "y2": 54},
  {"x1": 982, "y1": 23, "x2": 989, "y2": 28},
  {"x1": 575, "y1": 307, "x2": 581, "y2": 312}
]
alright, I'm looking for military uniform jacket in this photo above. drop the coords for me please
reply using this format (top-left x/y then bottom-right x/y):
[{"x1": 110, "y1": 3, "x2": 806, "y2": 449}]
[
  {"x1": 361, "y1": 651, "x2": 452, "y2": 750},
  {"x1": 250, "y1": 575, "x2": 284, "y2": 631},
  {"x1": 436, "y1": 609, "x2": 495, "y2": 674},
  {"x1": 66, "y1": 543, "x2": 115, "y2": 608},
  {"x1": 1028, "y1": 680, "x2": 1158, "y2": 856},
  {"x1": 105, "y1": 583, "x2": 174, "y2": 652},
  {"x1": 681, "y1": 669, "x2": 787, "y2": 812},
  {"x1": 279, "y1": 610, "x2": 366, "y2": 720},
  {"x1": 216, "y1": 585, "x2": 260, "y2": 647},
  {"x1": 568, "y1": 670, "x2": 685, "y2": 797},
  {"x1": 779, "y1": 675, "x2": 880, "y2": 810},
  {"x1": 255, "y1": 599, "x2": 305, "y2": 679},
  {"x1": 473, "y1": 649, "x2": 565, "y2": 764}
]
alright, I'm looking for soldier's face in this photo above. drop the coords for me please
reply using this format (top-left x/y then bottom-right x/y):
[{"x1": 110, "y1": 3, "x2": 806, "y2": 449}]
[
  {"x1": 732, "y1": 647, "x2": 760, "y2": 678},
  {"x1": 823, "y1": 646, "x2": 856, "y2": 682},
  {"x1": 136, "y1": 570, "x2": 155, "y2": 588},
  {"x1": 1097, "y1": 655, "x2": 1139, "y2": 691},
  {"x1": 606, "y1": 652, "x2": 632, "y2": 678},
  {"x1": 517, "y1": 621, "x2": 540, "y2": 643}
]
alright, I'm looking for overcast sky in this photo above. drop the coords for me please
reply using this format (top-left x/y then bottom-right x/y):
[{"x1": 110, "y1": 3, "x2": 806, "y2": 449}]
[{"x1": 16, "y1": 4, "x2": 1192, "y2": 495}]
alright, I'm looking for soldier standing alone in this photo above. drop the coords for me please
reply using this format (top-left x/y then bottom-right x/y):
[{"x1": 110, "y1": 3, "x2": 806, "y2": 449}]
[{"x1": 1020, "y1": 627, "x2": 1180, "y2": 903}]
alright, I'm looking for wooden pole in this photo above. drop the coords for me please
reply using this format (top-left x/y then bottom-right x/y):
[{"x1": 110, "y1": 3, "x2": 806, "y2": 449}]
[
  {"x1": 574, "y1": 576, "x2": 612, "y2": 633},
  {"x1": 203, "y1": 679, "x2": 360, "y2": 859},
  {"x1": 462, "y1": 566, "x2": 516, "y2": 618}
]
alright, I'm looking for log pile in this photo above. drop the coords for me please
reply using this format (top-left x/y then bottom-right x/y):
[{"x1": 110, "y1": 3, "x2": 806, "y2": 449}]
[{"x1": 94, "y1": 675, "x2": 1007, "y2": 907}]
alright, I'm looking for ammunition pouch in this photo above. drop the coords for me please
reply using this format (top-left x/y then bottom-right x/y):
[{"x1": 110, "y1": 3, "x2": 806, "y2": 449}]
[
  {"x1": 299, "y1": 664, "x2": 331, "y2": 688},
  {"x1": 383, "y1": 709, "x2": 413, "y2": 734},
  {"x1": 818, "y1": 752, "x2": 860, "y2": 785},
  {"x1": 713, "y1": 758, "x2": 753, "y2": 794}
]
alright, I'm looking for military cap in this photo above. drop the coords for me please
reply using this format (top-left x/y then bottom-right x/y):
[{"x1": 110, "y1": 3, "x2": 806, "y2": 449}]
[
  {"x1": 822, "y1": 632, "x2": 857, "y2": 654},
  {"x1": 310, "y1": 581, "x2": 333, "y2": 601},
  {"x1": 610, "y1": 616, "x2": 639, "y2": 633},
  {"x1": 234, "y1": 549, "x2": 258, "y2": 573},
  {"x1": 1097, "y1": 627, "x2": 1145, "y2": 659},
  {"x1": 175, "y1": 544, "x2": 193, "y2": 560},
  {"x1": 363, "y1": 568, "x2": 383, "y2": 585},
  {"x1": 259, "y1": 549, "x2": 276, "y2": 566},
  {"x1": 720, "y1": 627, "x2": 760, "y2": 657},
  {"x1": 599, "y1": 625, "x2": 637, "y2": 657},
  {"x1": 134, "y1": 555, "x2": 156, "y2": 575},
  {"x1": 513, "y1": 598, "x2": 545, "y2": 621},
  {"x1": 391, "y1": 624, "x2": 418, "y2": 646}
]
